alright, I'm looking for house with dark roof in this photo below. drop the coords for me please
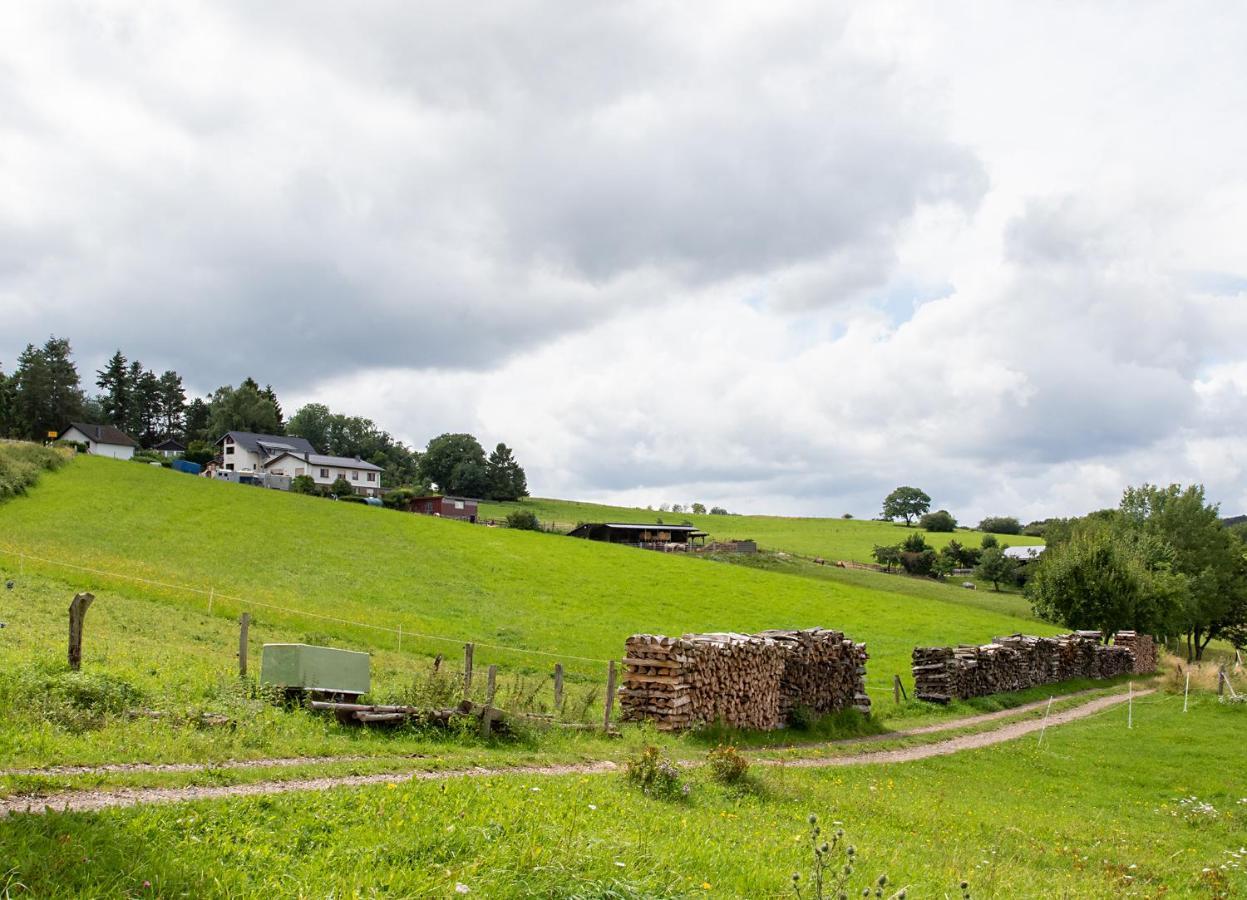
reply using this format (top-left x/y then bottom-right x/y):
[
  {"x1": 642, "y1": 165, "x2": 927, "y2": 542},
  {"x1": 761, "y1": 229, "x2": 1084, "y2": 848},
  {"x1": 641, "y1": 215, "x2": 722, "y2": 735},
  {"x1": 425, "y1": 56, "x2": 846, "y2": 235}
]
[
  {"x1": 215, "y1": 431, "x2": 318, "y2": 474},
  {"x1": 262, "y1": 451, "x2": 384, "y2": 497},
  {"x1": 60, "y1": 423, "x2": 140, "y2": 460},
  {"x1": 150, "y1": 437, "x2": 186, "y2": 457}
]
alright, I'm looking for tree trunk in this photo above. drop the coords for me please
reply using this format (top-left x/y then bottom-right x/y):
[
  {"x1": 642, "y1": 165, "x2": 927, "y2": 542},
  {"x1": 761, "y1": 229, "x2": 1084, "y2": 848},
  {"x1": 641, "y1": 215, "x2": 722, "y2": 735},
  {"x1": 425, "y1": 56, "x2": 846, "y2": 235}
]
[
  {"x1": 1193, "y1": 628, "x2": 1205, "y2": 661},
  {"x1": 1186, "y1": 631, "x2": 1194, "y2": 663}
]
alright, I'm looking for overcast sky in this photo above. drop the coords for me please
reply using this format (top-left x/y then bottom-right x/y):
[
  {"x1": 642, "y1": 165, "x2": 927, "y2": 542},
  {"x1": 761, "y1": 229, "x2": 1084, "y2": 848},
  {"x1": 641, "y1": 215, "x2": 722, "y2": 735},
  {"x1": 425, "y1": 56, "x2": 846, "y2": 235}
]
[{"x1": 3, "y1": 2, "x2": 1246, "y2": 520}]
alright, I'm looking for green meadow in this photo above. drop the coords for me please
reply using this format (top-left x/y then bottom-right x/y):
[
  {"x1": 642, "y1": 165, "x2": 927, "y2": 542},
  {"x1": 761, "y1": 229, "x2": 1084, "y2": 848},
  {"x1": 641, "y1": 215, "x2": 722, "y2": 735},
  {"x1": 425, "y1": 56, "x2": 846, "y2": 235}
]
[
  {"x1": 478, "y1": 495, "x2": 1045, "y2": 562},
  {"x1": 2, "y1": 696, "x2": 1243, "y2": 898},
  {"x1": 0, "y1": 455, "x2": 1054, "y2": 699}
]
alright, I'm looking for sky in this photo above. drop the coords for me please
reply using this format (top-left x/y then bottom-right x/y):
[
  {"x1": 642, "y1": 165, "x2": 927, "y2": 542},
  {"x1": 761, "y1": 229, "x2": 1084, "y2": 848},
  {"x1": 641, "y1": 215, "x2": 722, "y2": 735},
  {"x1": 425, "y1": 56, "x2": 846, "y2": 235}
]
[{"x1": 2, "y1": 1, "x2": 1246, "y2": 521}]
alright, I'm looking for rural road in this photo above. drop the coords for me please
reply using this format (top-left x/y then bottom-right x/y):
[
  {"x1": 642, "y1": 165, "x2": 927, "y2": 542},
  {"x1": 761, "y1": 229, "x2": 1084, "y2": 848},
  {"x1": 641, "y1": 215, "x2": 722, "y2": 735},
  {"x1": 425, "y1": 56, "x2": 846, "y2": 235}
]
[{"x1": 0, "y1": 688, "x2": 1153, "y2": 817}]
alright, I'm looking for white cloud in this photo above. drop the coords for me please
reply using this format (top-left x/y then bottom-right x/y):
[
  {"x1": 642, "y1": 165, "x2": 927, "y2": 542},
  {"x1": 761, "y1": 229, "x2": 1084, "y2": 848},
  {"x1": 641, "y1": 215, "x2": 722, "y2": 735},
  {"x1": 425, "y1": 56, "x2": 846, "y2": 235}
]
[{"x1": 4, "y1": 1, "x2": 1247, "y2": 520}]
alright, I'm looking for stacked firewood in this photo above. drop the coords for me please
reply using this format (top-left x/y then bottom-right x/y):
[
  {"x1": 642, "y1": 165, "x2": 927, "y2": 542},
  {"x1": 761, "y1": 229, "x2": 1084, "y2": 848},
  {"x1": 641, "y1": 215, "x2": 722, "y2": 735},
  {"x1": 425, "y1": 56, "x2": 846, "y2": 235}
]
[
  {"x1": 758, "y1": 628, "x2": 872, "y2": 718},
  {"x1": 1113, "y1": 631, "x2": 1157, "y2": 674},
  {"x1": 914, "y1": 631, "x2": 1146, "y2": 702},
  {"x1": 620, "y1": 628, "x2": 869, "y2": 731}
]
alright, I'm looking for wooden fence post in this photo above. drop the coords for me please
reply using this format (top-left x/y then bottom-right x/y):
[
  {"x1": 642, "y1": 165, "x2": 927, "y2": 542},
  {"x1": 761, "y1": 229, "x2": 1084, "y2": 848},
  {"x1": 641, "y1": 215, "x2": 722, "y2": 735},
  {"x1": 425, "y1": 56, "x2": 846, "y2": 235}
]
[
  {"x1": 553, "y1": 663, "x2": 564, "y2": 712},
  {"x1": 67, "y1": 592, "x2": 94, "y2": 671},
  {"x1": 238, "y1": 612, "x2": 251, "y2": 678},
  {"x1": 603, "y1": 660, "x2": 618, "y2": 731},
  {"x1": 480, "y1": 665, "x2": 498, "y2": 737},
  {"x1": 463, "y1": 643, "x2": 475, "y2": 700},
  {"x1": 1218, "y1": 666, "x2": 1227, "y2": 697}
]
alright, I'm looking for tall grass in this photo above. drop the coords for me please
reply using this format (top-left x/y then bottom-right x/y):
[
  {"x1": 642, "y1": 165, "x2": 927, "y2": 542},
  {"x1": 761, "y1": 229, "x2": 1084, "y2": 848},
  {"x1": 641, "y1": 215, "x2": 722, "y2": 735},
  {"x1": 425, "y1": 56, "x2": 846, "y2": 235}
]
[{"x1": 0, "y1": 441, "x2": 69, "y2": 502}]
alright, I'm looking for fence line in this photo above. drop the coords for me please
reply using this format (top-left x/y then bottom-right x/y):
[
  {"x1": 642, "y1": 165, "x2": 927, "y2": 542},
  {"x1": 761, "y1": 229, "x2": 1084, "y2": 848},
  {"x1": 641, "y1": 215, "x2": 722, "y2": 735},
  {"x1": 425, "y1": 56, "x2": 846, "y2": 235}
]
[{"x1": 0, "y1": 544, "x2": 611, "y2": 666}]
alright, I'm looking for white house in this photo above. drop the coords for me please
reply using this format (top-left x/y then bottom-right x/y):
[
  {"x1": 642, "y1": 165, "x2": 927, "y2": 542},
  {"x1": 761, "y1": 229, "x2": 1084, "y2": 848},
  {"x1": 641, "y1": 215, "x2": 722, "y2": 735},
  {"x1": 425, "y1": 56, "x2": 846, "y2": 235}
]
[
  {"x1": 216, "y1": 431, "x2": 318, "y2": 473},
  {"x1": 60, "y1": 423, "x2": 140, "y2": 460},
  {"x1": 262, "y1": 451, "x2": 383, "y2": 497}
]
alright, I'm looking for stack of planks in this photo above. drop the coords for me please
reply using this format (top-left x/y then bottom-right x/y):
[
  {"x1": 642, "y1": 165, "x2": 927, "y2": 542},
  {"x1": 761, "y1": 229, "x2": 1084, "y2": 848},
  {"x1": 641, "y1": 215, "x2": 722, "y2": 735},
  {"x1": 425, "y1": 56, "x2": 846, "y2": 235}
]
[
  {"x1": 621, "y1": 628, "x2": 869, "y2": 731},
  {"x1": 1112, "y1": 631, "x2": 1157, "y2": 674},
  {"x1": 913, "y1": 631, "x2": 1142, "y2": 703}
]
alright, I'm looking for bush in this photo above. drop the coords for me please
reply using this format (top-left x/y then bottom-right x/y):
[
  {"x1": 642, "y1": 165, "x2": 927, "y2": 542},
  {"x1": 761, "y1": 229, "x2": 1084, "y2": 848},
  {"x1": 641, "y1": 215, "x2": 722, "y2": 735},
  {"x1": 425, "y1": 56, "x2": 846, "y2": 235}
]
[
  {"x1": 624, "y1": 745, "x2": 687, "y2": 800},
  {"x1": 900, "y1": 548, "x2": 938, "y2": 578},
  {"x1": 505, "y1": 509, "x2": 540, "y2": 531},
  {"x1": 382, "y1": 486, "x2": 420, "y2": 510},
  {"x1": 54, "y1": 439, "x2": 88, "y2": 454},
  {"x1": 901, "y1": 532, "x2": 928, "y2": 553},
  {"x1": 290, "y1": 474, "x2": 317, "y2": 495},
  {"x1": 706, "y1": 744, "x2": 750, "y2": 785},
  {"x1": 978, "y1": 516, "x2": 1022, "y2": 535},
  {"x1": 6, "y1": 666, "x2": 144, "y2": 733},
  {"x1": 0, "y1": 442, "x2": 70, "y2": 502},
  {"x1": 919, "y1": 509, "x2": 957, "y2": 532},
  {"x1": 330, "y1": 476, "x2": 354, "y2": 496}
]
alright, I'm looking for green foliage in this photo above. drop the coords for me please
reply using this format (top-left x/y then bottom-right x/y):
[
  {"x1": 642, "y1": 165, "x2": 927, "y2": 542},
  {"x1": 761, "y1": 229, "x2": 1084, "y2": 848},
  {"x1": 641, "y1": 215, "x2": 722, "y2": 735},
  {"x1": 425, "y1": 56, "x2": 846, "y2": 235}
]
[
  {"x1": 940, "y1": 540, "x2": 979, "y2": 569},
  {"x1": 182, "y1": 440, "x2": 216, "y2": 467},
  {"x1": 920, "y1": 509, "x2": 957, "y2": 532},
  {"x1": 901, "y1": 532, "x2": 928, "y2": 553},
  {"x1": 381, "y1": 486, "x2": 420, "y2": 509},
  {"x1": 975, "y1": 546, "x2": 1018, "y2": 592},
  {"x1": 286, "y1": 403, "x2": 422, "y2": 488},
  {"x1": 8, "y1": 337, "x2": 84, "y2": 441},
  {"x1": 8, "y1": 665, "x2": 143, "y2": 733},
  {"x1": 205, "y1": 379, "x2": 284, "y2": 438},
  {"x1": 504, "y1": 509, "x2": 540, "y2": 531},
  {"x1": 624, "y1": 745, "x2": 686, "y2": 799},
  {"x1": 420, "y1": 433, "x2": 487, "y2": 496},
  {"x1": 709, "y1": 505, "x2": 729, "y2": 515},
  {"x1": 486, "y1": 443, "x2": 528, "y2": 501},
  {"x1": 706, "y1": 744, "x2": 749, "y2": 785},
  {"x1": 980, "y1": 533, "x2": 998, "y2": 549},
  {"x1": 290, "y1": 474, "x2": 317, "y2": 495},
  {"x1": 0, "y1": 442, "x2": 70, "y2": 502},
  {"x1": 872, "y1": 544, "x2": 901, "y2": 572},
  {"x1": 330, "y1": 476, "x2": 354, "y2": 496},
  {"x1": 978, "y1": 516, "x2": 1022, "y2": 535},
  {"x1": 881, "y1": 486, "x2": 931, "y2": 526},
  {"x1": 691, "y1": 502, "x2": 706, "y2": 515},
  {"x1": 900, "y1": 548, "x2": 938, "y2": 578}
]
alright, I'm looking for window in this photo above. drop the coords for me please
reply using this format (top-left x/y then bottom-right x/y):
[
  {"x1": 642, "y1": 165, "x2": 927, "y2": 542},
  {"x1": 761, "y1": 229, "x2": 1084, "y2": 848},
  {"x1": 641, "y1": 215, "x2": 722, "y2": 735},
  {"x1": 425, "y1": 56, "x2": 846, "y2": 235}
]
[
  {"x1": 225, "y1": 445, "x2": 234, "y2": 455},
  {"x1": 319, "y1": 468, "x2": 329, "y2": 479},
  {"x1": 295, "y1": 468, "x2": 304, "y2": 476},
  {"x1": 225, "y1": 463, "x2": 234, "y2": 471},
  {"x1": 351, "y1": 471, "x2": 359, "y2": 481},
  {"x1": 454, "y1": 500, "x2": 465, "y2": 510},
  {"x1": 366, "y1": 472, "x2": 376, "y2": 482}
]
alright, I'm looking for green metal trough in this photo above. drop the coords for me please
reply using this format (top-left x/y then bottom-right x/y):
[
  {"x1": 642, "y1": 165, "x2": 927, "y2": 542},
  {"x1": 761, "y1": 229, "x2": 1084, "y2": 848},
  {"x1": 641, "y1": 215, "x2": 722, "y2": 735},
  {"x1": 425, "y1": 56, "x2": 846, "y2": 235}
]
[{"x1": 260, "y1": 643, "x2": 370, "y2": 697}]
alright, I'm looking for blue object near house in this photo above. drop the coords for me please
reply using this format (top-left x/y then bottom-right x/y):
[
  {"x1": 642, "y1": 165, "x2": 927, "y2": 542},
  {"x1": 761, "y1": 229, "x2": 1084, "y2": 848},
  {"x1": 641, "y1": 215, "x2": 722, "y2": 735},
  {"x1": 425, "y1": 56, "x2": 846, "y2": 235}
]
[
  {"x1": 171, "y1": 459, "x2": 202, "y2": 475},
  {"x1": 364, "y1": 497, "x2": 384, "y2": 507}
]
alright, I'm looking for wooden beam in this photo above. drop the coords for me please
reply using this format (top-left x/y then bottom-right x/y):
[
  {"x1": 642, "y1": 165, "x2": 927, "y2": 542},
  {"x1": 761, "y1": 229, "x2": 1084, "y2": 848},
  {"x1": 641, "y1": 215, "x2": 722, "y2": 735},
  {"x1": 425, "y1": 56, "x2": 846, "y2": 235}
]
[
  {"x1": 603, "y1": 659, "x2": 618, "y2": 731},
  {"x1": 67, "y1": 592, "x2": 94, "y2": 671},
  {"x1": 553, "y1": 663, "x2": 564, "y2": 713},
  {"x1": 463, "y1": 642, "x2": 475, "y2": 701},
  {"x1": 238, "y1": 612, "x2": 251, "y2": 678}
]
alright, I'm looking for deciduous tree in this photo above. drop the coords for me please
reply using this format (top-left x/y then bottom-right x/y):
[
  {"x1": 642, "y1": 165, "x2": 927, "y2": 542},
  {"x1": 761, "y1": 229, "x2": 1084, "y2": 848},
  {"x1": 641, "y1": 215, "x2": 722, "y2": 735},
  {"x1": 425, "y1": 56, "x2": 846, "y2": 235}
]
[{"x1": 881, "y1": 486, "x2": 931, "y2": 525}]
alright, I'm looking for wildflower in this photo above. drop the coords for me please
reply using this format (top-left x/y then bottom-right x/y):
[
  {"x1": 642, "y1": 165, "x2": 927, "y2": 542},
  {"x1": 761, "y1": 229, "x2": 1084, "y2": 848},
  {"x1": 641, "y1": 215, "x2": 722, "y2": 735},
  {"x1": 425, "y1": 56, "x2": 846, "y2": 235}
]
[
  {"x1": 387, "y1": 783, "x2": 397, "y2": 790},
  {"x1": 142, "y1": 882, "x2": 151, "y2": 890},
  {"x1": 588, "y1": 804, "x2": 597, "y2": 810},
  {"x1": 455, "y1": 884, "x2": 470, "y2": 894},
  {"x1": 702, "y1": 882, "x2": 712, "y2": 890}
]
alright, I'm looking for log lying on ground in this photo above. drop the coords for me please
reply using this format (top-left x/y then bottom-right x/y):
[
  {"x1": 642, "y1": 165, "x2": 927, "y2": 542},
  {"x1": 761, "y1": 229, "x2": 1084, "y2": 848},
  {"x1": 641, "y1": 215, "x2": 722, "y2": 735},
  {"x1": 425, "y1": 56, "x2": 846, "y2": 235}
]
[
  {"x1": 913, "y1": 631, "x2": 1146, "y2": 703},
  {"x1": 620, "y1": 628, "x2": 869, "y2": 731}
]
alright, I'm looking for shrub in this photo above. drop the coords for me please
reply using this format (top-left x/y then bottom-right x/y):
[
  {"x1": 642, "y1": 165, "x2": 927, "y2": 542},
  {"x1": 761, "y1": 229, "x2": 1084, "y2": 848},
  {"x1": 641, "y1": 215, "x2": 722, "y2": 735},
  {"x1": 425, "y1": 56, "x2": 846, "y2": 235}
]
[
  {"x1": 382, "y1": 486, "x2": 420, "y2": 509},
  {"x1": 978, "y1": 516, "x2": 1022, "y2": 535},
  {"x1": 706, "y1": 744, "x2": 750, "y2": 785},
  {"x1": 900, "y1": 548, "x2": 938, "y2": 578},
  {"x1": 0, "y1": 442, "x2": 69, "y2": 503},
  {"x1": 841, "y1": 512, "x2": 853, "y2": 519},
  {"x1": 919, "y1": 509, "x2": 957, "y2": 532},
  {"x1": 290, "y1": 474, "x2": 317, "y2": 495},
  {"x1": 872, "y1": 544, "x2": 902, "y2": 573},
  {"x1": 624, "y1": 745, "x2": 687, "y2": 800},
  {"x1": 7, "y1": 666, "x2": 144, "y2": 733},
  {"x1": 505, "y1": 509, "x2": 540, "y2": 531},
  {"x1": 330, "y1": 476, "x2": 353, "y2": 496},
  {"x1": 901, "y1": 532, "x2": 928, "y2": 553}
]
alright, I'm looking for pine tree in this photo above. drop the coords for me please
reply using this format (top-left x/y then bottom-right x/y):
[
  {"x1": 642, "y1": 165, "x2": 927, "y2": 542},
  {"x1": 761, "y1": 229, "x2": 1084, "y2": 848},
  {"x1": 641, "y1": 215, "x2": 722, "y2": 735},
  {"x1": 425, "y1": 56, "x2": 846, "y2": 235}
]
[
  {"x1": 184, "y1": 397, "x2": 211, "y2": 442},
  {"x1": 0, "y1": 363, "x2": 15, "y2": 438},
  {"x1": 486, "y1": 442, "x2": 529, "y2": 501},
  {"x1": 12, "y1": 337, "x2": 83, "y2": 440},
  {"x1": 157, "y1": 370, "x2": 187, "y2": 437},
  {"x1": 95, "y1": 350, "x2": 130, "y2": 427},
  {"x1": 261, "y1": 384, "x2": 284, "y2": 433},
  {"x1": 133, "y1": 369, "x2": 162, "y2": 445}
]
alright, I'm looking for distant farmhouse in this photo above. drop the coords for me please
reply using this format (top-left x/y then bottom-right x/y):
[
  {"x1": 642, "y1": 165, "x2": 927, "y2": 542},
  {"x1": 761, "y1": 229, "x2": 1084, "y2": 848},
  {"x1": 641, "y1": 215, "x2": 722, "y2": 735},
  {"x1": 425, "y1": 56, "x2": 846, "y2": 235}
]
[
  {"x1": 406, "y1": 495, "x2": 478, "y2": 522},
  {"x1": 60, "y1": 423, "x2": 140, "y2": 460},
  {"x1": 150, "y1": 437, "x2": 186, "y2": 457},
  {"x1": 569, "y1": 522, "x2": 708, "y2": 551},
  {"x1": 215, "y1": 431, "x2": 382, "y2": 497}
]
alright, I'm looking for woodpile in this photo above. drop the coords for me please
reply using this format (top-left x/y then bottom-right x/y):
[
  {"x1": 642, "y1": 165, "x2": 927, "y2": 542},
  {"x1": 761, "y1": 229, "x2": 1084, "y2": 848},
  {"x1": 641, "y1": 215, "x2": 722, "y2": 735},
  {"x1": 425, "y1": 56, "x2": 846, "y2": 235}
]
[
  {"x1": 913, "y1": 631, "x2": 1142, "y2": 703},
  {"x1": 620, "y1": 628, "x2": 869, "y2": 731},
  {"x1": 1113, "y1": 631, "x2": 1157, "y2": 674}
]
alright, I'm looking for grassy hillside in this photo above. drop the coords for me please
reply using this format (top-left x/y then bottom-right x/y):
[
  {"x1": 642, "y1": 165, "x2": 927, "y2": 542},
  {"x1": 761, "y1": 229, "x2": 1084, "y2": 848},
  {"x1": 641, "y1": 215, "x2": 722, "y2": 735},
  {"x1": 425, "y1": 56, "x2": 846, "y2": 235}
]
[
  {"x1": 479, "y1": 496, "x2": 1044, "y2": 562},
  {"x1": 0, "y1": 455, "x2": 1054, "y2": 701}
]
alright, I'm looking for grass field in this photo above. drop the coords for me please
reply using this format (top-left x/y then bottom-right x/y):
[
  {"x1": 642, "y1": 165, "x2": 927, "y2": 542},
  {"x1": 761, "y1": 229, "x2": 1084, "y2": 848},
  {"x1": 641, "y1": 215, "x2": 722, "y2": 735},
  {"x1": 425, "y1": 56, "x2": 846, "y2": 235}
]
[
  {"x1": 478, "y1": 496, "x2": 1045, "y2": 562},
  {"x1": 1, "y1": 695, "x2": 1242, "y2": 897},
  {"x1": 0, "y1": 455, "x2": 1055, "y2": 702}
]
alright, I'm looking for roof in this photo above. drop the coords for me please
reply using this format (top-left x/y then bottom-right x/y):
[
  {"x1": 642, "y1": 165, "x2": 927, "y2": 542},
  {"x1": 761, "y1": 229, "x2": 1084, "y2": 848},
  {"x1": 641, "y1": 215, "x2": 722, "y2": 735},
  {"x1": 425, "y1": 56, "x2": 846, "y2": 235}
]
[
  {"x1": 263, "y1": 451, "x2": 383, "y2": 472},
  {"x1": 64, "y1": 423, "x2": 139, "y2": 448},
  {"x1": 151, "y1": 437, "x2": 186, "y2": 450},
  {"x1": 218, "y1": 432, "x2": 317, "y2": 456},
  {"x1": 409, "y1": 495, "x2": 478, "y2": 504},
  {"x1": 569, "y1": 522, "x2": 703, "y2": 536},
  {"x1": 1003, "y1": 545, "x2": 1045, "y2": 560}
]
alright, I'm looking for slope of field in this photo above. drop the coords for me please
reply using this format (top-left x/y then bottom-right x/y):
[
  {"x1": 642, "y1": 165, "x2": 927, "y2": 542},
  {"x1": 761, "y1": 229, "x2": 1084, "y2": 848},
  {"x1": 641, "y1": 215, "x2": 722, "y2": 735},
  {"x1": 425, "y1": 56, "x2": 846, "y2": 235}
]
[
  {"x1": 0, "y1": 456, "x2": 1054, "y2": 700},
  {"x1": 479, "y1": 496, "x2": 1045, "y2": 561}
]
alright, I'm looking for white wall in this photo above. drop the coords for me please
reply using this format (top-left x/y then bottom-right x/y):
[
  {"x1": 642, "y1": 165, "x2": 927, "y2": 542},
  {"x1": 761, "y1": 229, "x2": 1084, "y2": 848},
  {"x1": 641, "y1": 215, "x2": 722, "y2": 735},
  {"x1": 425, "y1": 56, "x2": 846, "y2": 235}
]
[
  {"x1": 220, "y1": 435, "x2": 264, "y2": 472},
  {"x1": 62, "y1": 427, "x2": 135, "y2": 461}
]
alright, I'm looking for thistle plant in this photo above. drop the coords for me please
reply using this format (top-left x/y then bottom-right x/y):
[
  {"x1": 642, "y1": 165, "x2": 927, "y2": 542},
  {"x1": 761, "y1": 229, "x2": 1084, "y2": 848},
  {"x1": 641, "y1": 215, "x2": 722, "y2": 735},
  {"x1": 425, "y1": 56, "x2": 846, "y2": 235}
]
[{"x1": 789, "y1": 814, "x2": 907, "y2": 900}]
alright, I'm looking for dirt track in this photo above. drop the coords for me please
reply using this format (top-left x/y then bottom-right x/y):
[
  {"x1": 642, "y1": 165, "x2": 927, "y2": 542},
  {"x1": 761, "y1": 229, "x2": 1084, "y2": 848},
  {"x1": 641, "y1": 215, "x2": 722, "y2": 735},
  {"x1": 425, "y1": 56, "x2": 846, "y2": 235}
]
[{"x1": 0, "y1": 687, "x2": 1152, "y2": 817}]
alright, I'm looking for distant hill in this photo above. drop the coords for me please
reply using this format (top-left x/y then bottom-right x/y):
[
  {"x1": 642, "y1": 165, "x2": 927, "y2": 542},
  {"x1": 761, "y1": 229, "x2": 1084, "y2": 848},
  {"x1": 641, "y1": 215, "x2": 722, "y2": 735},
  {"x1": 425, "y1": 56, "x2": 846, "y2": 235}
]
[{"x1": 1222, "y1": 514, "x2": 1247, "y2": 527}]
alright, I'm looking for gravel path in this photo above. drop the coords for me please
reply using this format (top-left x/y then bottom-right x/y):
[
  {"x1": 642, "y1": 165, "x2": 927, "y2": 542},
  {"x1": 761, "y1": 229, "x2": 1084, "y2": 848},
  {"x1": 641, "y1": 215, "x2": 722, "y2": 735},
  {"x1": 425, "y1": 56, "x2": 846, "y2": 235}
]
[
  {"x1": 0, "y1": 687, "x2": 1152, "y2": 817},
  {"x1": 0, "y1": 685, "x2": 1122, "y2": 780}
]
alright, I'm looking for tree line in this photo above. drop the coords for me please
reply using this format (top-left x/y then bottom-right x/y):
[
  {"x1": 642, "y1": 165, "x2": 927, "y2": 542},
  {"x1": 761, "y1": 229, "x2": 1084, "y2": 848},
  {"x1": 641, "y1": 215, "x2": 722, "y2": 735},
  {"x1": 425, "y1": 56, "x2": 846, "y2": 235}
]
[{"x1": 0, "y1": 336, "x2": 528, "y2": 499}]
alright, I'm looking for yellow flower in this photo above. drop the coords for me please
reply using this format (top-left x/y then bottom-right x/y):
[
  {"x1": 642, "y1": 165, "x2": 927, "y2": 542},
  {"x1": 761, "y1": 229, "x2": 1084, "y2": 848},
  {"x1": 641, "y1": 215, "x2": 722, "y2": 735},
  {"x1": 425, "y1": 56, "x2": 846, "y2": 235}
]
[
  {"x1": 701, "y1": 883, "x2": 712, "y2": 890},
  {"x1": 387, "y1": 783, "x2": 397, "y2": 790}
]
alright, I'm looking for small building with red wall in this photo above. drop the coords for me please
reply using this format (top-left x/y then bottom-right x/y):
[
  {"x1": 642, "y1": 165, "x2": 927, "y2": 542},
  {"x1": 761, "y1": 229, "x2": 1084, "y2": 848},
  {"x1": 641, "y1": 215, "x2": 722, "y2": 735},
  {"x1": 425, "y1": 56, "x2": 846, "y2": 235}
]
[{"x1": 407, "y1": 495, "x2": 479, "y2": 522}]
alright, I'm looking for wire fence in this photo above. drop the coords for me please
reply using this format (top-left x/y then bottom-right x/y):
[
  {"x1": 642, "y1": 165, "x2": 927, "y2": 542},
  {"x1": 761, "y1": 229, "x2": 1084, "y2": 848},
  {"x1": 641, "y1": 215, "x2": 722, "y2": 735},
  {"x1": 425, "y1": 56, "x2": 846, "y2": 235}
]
[{"x1": 0, "y1": 544, "x2": 614, "y2": 672}]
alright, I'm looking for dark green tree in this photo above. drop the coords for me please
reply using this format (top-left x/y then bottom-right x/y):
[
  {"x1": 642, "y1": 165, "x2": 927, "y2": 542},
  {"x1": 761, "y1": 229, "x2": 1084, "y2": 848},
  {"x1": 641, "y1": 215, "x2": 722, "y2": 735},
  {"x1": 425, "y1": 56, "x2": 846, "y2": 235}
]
[
  {"x1": 881, "y1": 486, "x2": 931, "y2": 525},
  {"x1": 920, "y1": 509, "x2": 957, "y2": 532},
  {"x1": 184, "y1": 398, "x2": 211, "y2": 443},
  {"x1": 206, "y1": 381, "x2": 284, "y2": 437},
  {"x1": 420, "y1": 433, "x2": 487, "y2": 494},
  {"x1": 95, "y1": 350, "x2": 130, "y2": 427},
  {"x1": 0, "y1": 363, "x2": 15, "y2": 437},
  {"x1": 157, "y1": 370, "x2": 186, "y2": 437},
  {"x1": 872, "y1": 544, "x2": 902, "y2": 573},
  {"x1": 975, "y1": 546, "x2": 1018, "y2": 592},
  {"x1": 978, "y1": 516, "x2": 1022, "y2": 535},
  {"x1": 486, "y1": 443, "x2": 528, "y2": 501},
  {"x1": 330, "y1": 475, "x2": 354, "y2": 496},
  {"x1": 129, "y1": 367, "x2": 162, "y2": 445},
  {"x1": 12, "y1": 338, "x2": 84, "y2": 440}
]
